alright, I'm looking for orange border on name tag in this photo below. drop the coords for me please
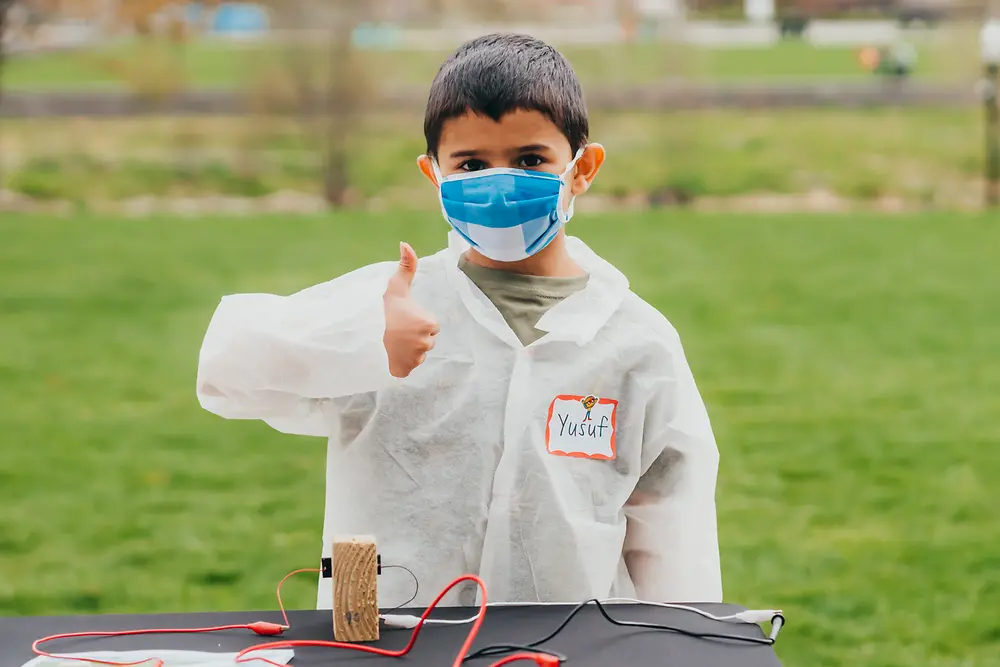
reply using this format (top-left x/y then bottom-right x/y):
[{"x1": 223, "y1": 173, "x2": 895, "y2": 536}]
[{"x1": 545, "y1": 394, "x2": 618, "y2": 461}]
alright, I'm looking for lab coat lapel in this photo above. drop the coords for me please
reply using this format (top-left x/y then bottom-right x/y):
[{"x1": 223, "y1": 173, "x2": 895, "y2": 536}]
[
  {"x1": 533, "y1": 236, "x2": 630, "y2": 346},
  {"x1": 443, "y1": 231, "x2": 629, "y2": 349},
  {"x1": 443, "y1": 231, "x2": 523, "y2": 348}
]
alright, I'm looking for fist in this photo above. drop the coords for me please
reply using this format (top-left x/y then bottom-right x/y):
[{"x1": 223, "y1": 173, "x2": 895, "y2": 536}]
[{"x1": 383, "y1": 242, "x2": 440, "y2": 378}]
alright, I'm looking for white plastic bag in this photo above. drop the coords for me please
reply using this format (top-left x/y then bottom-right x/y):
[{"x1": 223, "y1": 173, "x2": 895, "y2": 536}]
[{"x1": 20, "y1": 649, "x2": 294, "y2": 667}]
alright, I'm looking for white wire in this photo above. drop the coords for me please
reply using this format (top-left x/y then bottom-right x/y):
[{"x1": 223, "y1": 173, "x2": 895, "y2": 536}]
[
  {"x1": 489, "y1": 598, "x2": 769, "y2": 622},
  {"x1": 381, "y1": 598, "x2": 783, "y2": 629}
]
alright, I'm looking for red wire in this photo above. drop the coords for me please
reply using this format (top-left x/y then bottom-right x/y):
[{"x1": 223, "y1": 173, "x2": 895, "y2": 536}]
[
  {"x1": 32, "y1": 569, "x2": 554, "y2": 667},
  {"x1": 273, "y1": 567, "x2": 318, "y2": 629},
  {"x1": 31, "y1": 569, "x2": 318, "y2": 667},
  {"x1": 235, "y1": 573, "x2": 491, "y2": 667},
  {"x1": 32, "y1": 626, "x2": 251, "y2": 667},
  {"x1": 489, "y1": 655, "x2": 560, "y2": 667}
]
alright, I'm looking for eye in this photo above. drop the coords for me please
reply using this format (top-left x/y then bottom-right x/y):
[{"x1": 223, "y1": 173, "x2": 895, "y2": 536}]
[
  {"x1": 517, "y1": 154, "x2": 546, "y2": 169},
  {"x1": 458, "y1": 159, "x2": 488, "y2": 172}
]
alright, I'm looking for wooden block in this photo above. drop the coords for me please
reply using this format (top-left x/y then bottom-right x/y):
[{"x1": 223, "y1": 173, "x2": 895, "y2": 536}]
[{"x1": 331, "y1": 535, "x2": 380, "y2": 643}]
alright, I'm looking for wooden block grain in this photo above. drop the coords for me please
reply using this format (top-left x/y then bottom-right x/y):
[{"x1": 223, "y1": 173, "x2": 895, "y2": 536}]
[{"x1": 331, "y1": 535, "x2": 380, "y2": 642}]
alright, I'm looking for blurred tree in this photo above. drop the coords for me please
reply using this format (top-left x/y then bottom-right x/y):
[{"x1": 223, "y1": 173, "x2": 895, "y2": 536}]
[
  {"x1": 272, "y1": 0, "x2": 321, "y2": 113},
  {"x1": 238, "y1": 0, "x2": 374, "y2": 209},
  {"x1": 58, "y1": 0, "x2": 192, "y2": 102},
  {"x1": 0, "y1": 1, "x2": 10, "y2": 83},
  {"x1": 0, "y1": 0, "x2": 13, "y2": 190},
  {"x1": 617, "y1": 0, "x2": 639, "y2": 41},
  {"x1": 323, "y1": 0, "x2": 369, "y2": 207},
  {"x1": 250, "y1": 0, "x2": 374, "y2": 207},
  {"x1": 109, "y1": 0, "x2": 188, "y2": 36}
]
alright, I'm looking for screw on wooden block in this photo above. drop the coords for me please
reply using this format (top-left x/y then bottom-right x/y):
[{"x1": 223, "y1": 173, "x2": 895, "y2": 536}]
[{"x1": 331, "y1": 535, "x2": 379, "y2": 642}]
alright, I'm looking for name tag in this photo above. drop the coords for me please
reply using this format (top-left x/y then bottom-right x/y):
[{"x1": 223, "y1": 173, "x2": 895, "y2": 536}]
[{"x1": 545, "y1": 394, "x2": 618, "y2": 460}]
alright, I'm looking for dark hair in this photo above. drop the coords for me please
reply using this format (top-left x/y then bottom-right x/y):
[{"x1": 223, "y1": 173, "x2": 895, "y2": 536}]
[{"x1": 423, "y1": 33, "x2": 589, "y2": 158}]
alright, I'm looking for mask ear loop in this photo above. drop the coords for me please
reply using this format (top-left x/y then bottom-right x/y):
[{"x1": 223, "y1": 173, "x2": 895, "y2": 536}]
[
  {"x1": 421, "y1": 155, "x2": 456, "y2": 234},
  {"x1": 560, "y1": 146, "x2": 589, "y2": 222},
  {"x1": 431, "y1": 161, "x2": 445, "y2": 186}
]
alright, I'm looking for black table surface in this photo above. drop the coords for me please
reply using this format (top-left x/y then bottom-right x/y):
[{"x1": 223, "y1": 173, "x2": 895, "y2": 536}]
[{"x1": 1, "y1": 604, "x2": 783, "y2": 667}]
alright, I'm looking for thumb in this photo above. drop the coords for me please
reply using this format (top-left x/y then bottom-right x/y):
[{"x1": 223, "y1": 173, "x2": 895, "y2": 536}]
[
  {"x1": 386, "y1": 242, "x2": 418, "y2": 297},
  {"x1": 398, "y1": 242, "x2": 418, "y2": 283}
]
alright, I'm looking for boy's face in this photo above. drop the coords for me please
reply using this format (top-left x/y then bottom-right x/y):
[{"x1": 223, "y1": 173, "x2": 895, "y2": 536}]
[{"x1": 417, "y1": 109, "x2": 604, "y2": 199}]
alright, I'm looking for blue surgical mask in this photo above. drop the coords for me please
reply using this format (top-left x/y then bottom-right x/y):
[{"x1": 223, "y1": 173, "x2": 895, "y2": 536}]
[{"x1": 429, "y1": 148, "x2": 587, "y2": 262}]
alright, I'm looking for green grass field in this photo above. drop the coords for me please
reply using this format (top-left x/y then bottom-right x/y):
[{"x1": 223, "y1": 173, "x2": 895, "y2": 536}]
[
  {"x1": 1, "y1": 212, "x2": 998, "y2": 667},
  {"x1": 3, "y1": 37, "x2": 978, "y2": 91}
]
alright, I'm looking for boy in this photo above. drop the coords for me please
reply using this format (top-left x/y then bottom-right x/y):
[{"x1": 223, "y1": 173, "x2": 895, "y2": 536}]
[{"x1": 197, "y1": 33, "x2": 722, "y2": 608}]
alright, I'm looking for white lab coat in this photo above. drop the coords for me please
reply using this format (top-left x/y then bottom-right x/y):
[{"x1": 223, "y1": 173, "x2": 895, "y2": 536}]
[{"x1": 197, "y1": 231, "x2": 722, "y2": 608}]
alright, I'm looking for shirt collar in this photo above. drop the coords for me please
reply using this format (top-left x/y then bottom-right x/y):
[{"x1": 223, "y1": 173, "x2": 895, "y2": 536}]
[{"x1": 444, "y1": 231, "x2": 630, "y2": 347}]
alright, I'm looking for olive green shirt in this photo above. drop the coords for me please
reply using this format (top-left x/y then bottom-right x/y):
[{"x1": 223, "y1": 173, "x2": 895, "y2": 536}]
[{"x1": 458, "y1": 255, "x2": 590, "y2": 346}]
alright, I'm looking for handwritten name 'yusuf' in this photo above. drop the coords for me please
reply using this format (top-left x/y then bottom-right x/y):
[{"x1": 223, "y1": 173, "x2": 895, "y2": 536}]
[{"x1": 556, "y1": 413, "x2": 610, "y2": 439}]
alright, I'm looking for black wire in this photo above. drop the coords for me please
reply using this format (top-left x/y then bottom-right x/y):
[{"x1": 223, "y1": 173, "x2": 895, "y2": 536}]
[
  {"x1": 380, "y1": 564, "x2": 419, "y2": 613},
  {"x1": 464, "y1": 599, "x2": 775, "y2": 662},
  {"x1": 376, "y1": 566, "x2": 772, "y2": 661}
]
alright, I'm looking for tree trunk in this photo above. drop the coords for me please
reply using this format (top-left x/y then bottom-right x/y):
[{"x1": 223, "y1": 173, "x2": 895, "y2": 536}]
[
  {"x1": 323, "y1": 0, "x2": 365, "y2": 208},
  {"x1": 0, "y1": 0, "x2": 12, "y2": 192}
]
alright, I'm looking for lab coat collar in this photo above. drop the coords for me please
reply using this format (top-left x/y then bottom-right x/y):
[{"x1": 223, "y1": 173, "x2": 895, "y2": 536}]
[{"x1": 444, "y1": 230, "x2": 630, "y2": 347}]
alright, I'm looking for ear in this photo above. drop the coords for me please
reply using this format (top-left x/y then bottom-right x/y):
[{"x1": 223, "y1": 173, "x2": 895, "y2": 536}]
[
  {"x1": 417, "y1": 155, "x2": 439, "y2": 187},
  {"x1": 568, "y1": 143, "x2": 605, "y2": 197}
]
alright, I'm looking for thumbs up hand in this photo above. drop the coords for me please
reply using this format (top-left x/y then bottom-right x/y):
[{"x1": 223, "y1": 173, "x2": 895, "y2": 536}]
[{"x1": 383, "y1": 242, "x2": 440, "y2": 378}]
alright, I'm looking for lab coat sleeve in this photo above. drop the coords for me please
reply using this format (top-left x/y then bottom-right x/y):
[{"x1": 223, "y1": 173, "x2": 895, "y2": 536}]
[
  {"x1": 623, "y1": 341, "x2": 723, "y2": 603},
  {"x1": 196, "y1": 261, "x2": 399, "y2": 437}
]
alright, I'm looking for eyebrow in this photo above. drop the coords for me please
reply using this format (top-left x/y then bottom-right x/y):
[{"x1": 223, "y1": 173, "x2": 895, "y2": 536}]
[
  {"x1": 514, "y1": 144, "x2": 551, "y2": 153},
  {"x1": 448, "y1": 144, "x2": 553, "y2": 159}
]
